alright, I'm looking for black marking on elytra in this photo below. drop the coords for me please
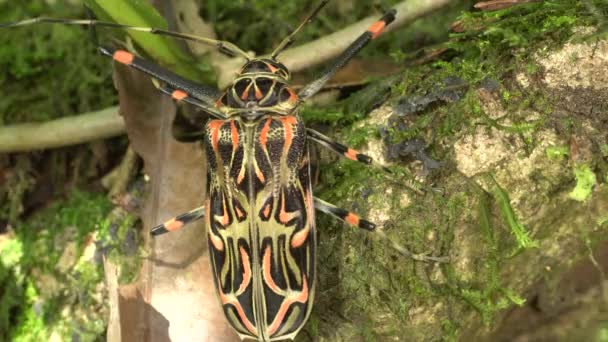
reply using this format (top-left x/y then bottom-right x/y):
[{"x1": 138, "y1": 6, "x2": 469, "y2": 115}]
[
  {"x1": 274, "y1": 186, "x2": 306, "y2": 229},
  {"x1": 261, "y1": 236, "x2": 286, "y2": 326},
  {"x1": 211, "y1": 190, "x2": 233, "y2": 228},
  {"x1": 285, "y1": 118, "x2": 307, "y2": 169},
  {"x1": 217, "y1": 122, "x2": 235, "y2": 166}
]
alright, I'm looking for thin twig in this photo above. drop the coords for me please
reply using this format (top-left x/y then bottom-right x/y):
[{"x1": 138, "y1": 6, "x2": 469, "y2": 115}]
[{"x1": 0, "y1": 106, "x2": 123, "y2": 153}]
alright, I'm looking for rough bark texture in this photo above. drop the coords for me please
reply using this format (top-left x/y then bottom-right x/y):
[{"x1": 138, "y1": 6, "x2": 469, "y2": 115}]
[{"x1": 300, "y1": 24, "x2": 608, "y2": 342}]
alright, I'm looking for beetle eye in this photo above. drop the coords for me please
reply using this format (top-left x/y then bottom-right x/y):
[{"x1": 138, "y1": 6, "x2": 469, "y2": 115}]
[{"x1": 279, "y1": 87, "x2": 291, "y2": 102}]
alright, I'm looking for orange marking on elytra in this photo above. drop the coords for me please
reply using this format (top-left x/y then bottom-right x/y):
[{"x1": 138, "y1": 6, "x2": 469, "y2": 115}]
[
  {"x1": 259, "y1": 118, "x2": 272, "y2": 147},
  {"x1": 209, "y1": 231, "x2": 224, "y2": 251},
  {"x1": 254, "y1": 161, "x2": 265, "y2": 183},
  {"x1": 164, "y1": 218, "x2": 184, "y2": 231},
  {"x1": 291, "y1": 225, "x2": 309, "y2": 248},
  {"x1": 235, "y1": 205, "x2": 244, "y2": 219},
  {"x1": 280, "y1": 116, "x2": 297, "y2": 153},
  {"x1": 237, "y1": 166, "x2": 246, "y2": 184},
  {"x1": 368, "y1": 20, "x2": 387, "y2": 39},
  {"x1": 171, "y1": 89, "x2": 188, "y2": 101},
  {"x1": 113, "y1": 50, "x2": 134, "y2": 65},
  {"x1": 263, "y1": 245, "x2": 282, "y2": 294},
  {"x1": 208, "y1": 120, "x2": 224, "y2": 153},
  {"x1": 345, "y1": 213, "x2": 360, "y2": 226},
  {"x1": 221, "y1": 194, "x2": 230, "y2": 226},
  {"x1": 266, "y1": 277, "x2": 309, "y2": 336},
  {"x1": 218, "y1": 288, "x2": 257, "y2": 335},
  {"x1": 262, "y1": 204, "x2": 271, "y2": 219},
  {"x1": 237, "y1": 246, "x2": 251, "y2": 294},
  {"x1": 305, "y1": 189, "x2": 315, "y2": 225},
  {"x1": 345, "y1": 148, "x2": 359, "y2": 161},
  {"x1": 230, "y1": 120, "x2": 239, "y2": 152}
]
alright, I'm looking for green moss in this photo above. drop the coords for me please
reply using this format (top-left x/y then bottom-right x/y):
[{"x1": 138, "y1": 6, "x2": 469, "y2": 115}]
[
  {"x1": 440, "y1": 190, "x2": 525, "y2": 326},
  {"x1": 569, "y1": 163, "x2": 597, "y2": 202},
  {"x1": 546, "y1": 145, "x2": 569, "y2": 160},
  {"x1": 11, "y1": 283, "x2": 48, "y2": 342},
  {"x1": 2, "y1": 189, "x2": 113, "y2": 342},
  {"x1": 601, "y1": 144, "x2": 608, "y2": 157},
  {"x1": 489, "y1": 175, "x2": 537, "y2": 251},
  {"x1": 98, "y1": 210, "x2": 141, "y2": 284},
  {"x1": 0, "y1": 1, "x2": 116, "y2": 125}
]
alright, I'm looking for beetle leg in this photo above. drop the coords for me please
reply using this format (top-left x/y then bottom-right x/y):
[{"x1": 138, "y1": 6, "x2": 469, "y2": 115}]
[
  {"x1": 0, "y1": 17, "x2": 250, "y2": 59},
  {"x1": 154, "y1": 81, "x2": 226, "y2": 120},
  {"x1": 149, "y1": 81, "x2": 226, "y2": 141},
  {"x1": 98, "y1": 46, "x2": 220, "y2": 105},
  {"x1": 306, "y1": 128, "x2": 372, "y2": 165},
  {"x1": 150, "y1": 206, "x2": 205, "y2": 236},
  {"x1": 298, "y1": 10, "x2": 396, "y2": 100},
  {"x1": 313, "y1": 197, "x2": 376, "y2": 231},
  {"x1": 313, "y1": 197, "x2": 449, "y2": 262}
]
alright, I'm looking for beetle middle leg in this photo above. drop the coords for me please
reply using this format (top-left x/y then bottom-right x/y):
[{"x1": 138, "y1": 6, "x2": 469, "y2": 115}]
[{"x1": 150, "y1": 206, "x2": 205, "y2": 236}]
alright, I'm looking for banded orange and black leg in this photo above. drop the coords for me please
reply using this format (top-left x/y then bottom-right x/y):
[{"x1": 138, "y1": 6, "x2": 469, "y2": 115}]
[
  {"x1": 313, "y1": 197, "x2": 376, "y2": 231},
  {"x1": 150, "y1": 206, "x2": 206, "y2": 236},
  {"x1": 306, "y1": 128, "x2": 372, "y2": 165},
  {"x1": 98, "y1": 46, "x2": 220, "y2": 105}
]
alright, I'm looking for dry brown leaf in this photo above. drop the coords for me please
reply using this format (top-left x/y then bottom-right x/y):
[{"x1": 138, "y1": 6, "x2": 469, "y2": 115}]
[
  {"x1": 292, "y1": 58, "x2": 403, "y2": 89},
  {"x1": 110, "y1": 62, "x2": 238, "y2": 341}
]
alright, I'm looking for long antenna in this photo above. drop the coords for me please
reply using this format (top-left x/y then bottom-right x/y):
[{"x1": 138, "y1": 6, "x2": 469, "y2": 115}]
[
  {"x1": 270, "y1": 0, "x2": 330, "y2": 60},
  {"x1": 0, "y1": 17, "x2": 251, "y2": 60}
]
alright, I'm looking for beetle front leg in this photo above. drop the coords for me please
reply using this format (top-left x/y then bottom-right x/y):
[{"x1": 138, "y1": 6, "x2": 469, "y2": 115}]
[{"x1": 150, "y1": 205, "x2": 205, "y2": 236}]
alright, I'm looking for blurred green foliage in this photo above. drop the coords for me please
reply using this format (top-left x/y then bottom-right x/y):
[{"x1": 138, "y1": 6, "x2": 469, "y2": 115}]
[
  {"x1": 0, "y1": 0, "x2": 116, "y2": 125},
  {"x1": 203, "y1": 0, "x2": 402, "y2": 55}
]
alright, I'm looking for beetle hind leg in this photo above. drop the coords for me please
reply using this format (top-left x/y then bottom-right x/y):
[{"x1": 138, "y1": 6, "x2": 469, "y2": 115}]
[
  {"x1": 313, "y1": 197, "x2": 448, "y2": 263},
  {"x1": 150, "y1": 206, "x2": 205, "y2": 236},
  {"x1": 313, "y1": 197, "x2": 376, "y2": 231}
]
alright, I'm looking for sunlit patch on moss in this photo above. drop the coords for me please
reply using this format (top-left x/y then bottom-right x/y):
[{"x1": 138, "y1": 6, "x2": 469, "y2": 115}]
[
  {"x1": 569, "y1": 164, "x2": 597, "y2": 201},
  {"x1": 546, "y1": 145, "x2": 569, "y2": 160}
]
